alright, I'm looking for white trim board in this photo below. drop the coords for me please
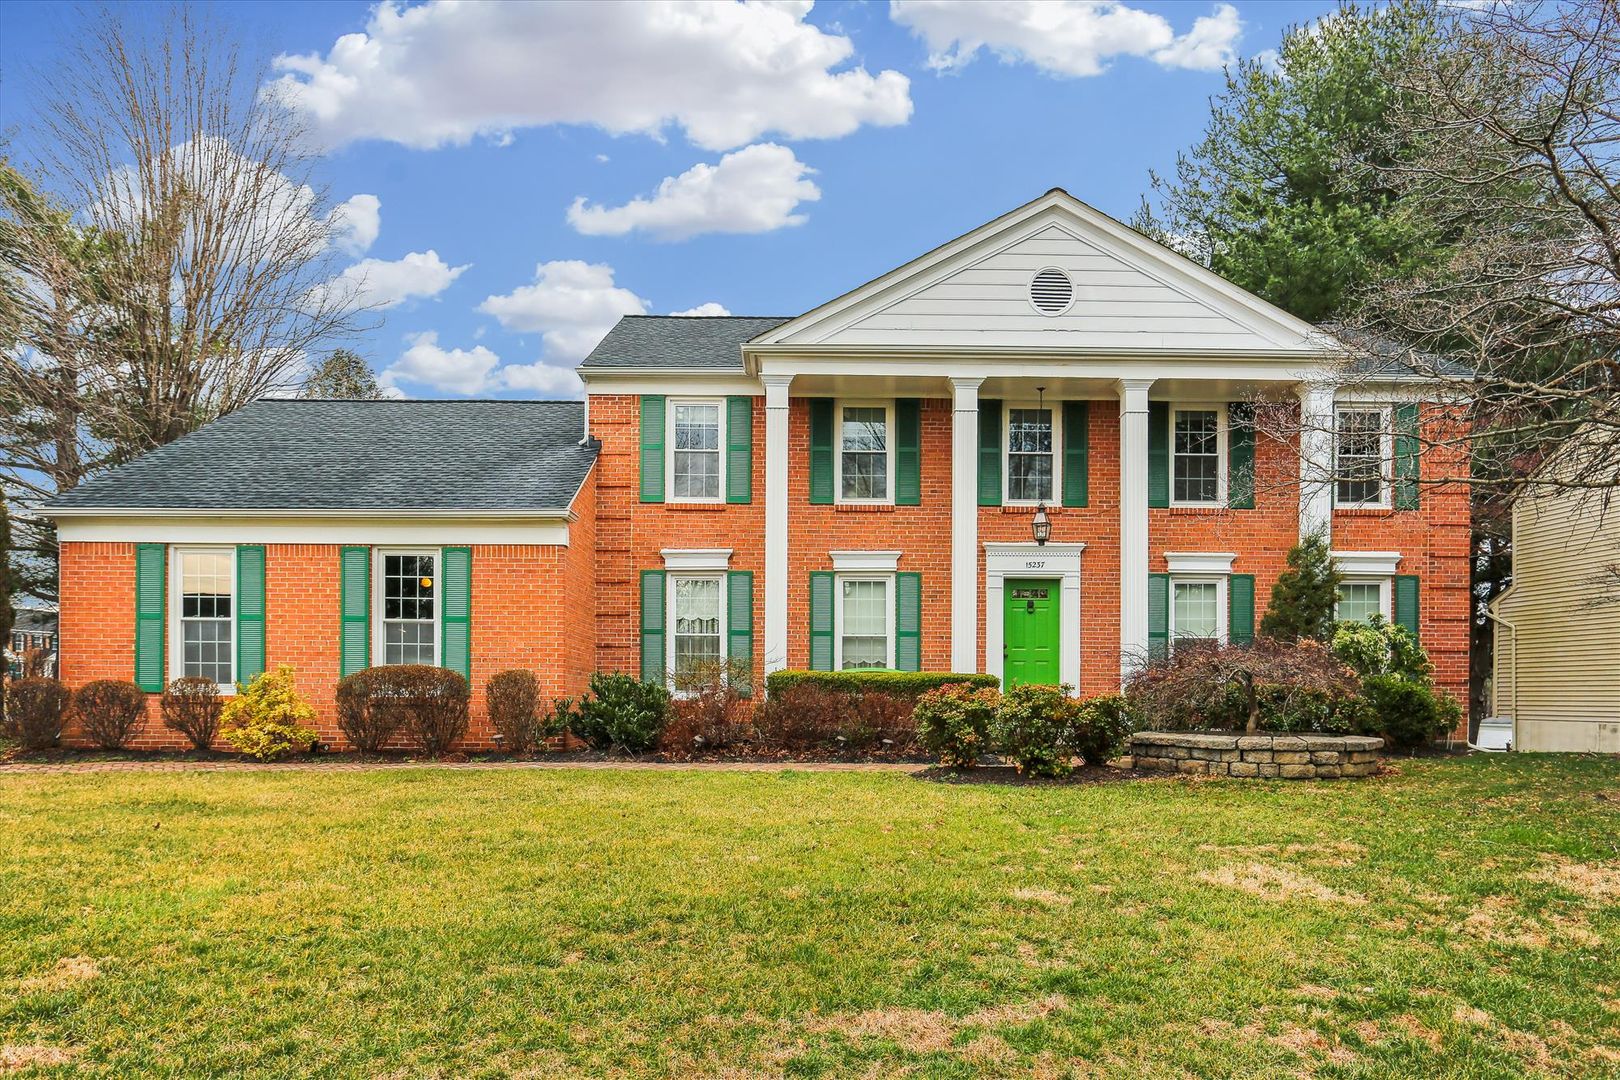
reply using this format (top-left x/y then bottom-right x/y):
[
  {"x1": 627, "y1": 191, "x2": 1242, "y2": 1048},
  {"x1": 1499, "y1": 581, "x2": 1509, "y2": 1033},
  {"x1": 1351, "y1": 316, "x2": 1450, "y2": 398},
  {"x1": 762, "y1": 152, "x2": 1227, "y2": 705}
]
[
  {"x1": 984, "y1": 542, "x2": 1085, "y2": 695},
  {"x1": 56, "y1": 517, "x2": 572, "y2": 546},
  {"x1": 829, "y1": 550, "x2": 903, "y2": 572},
  {"x1": 662, "y1": 548, "x2": 733, "y2": 571},
  {"x1": 1332, "y1": 551, "x2": 1403, "y2": 576}
]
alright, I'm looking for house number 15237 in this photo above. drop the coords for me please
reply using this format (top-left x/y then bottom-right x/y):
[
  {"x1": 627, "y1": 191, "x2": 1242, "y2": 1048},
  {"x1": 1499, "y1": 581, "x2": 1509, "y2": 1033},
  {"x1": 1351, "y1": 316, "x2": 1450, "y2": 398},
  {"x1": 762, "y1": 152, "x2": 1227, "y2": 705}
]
[{"x1": 1023, "y1": 560, "x2": 1046, "y2": 569}]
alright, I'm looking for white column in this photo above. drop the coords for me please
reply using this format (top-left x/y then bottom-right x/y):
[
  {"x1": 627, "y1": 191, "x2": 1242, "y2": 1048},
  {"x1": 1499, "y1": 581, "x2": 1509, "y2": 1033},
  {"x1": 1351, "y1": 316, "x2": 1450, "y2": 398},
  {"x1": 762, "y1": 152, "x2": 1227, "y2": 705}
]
[
  {"x1": 763, "y1": 374, "x2": 793, "y2": 674},
  {"x1": 1117, "y1": 378, "x2": 1153, "y2": 683},
  {"x1": 950, "y1": 377, "x2": 985, "y2": 673},
  {"x1": 1298, "y1": 382, "x2": 1335, "y2": 542}
]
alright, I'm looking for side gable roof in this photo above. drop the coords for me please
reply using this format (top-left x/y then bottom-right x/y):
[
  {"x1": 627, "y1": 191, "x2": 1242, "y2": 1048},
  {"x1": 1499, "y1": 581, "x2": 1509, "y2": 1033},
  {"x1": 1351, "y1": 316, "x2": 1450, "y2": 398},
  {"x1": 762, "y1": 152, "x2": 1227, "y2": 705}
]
[
  {"x1": 580, "y1": 314, "x2": 790, "y2": 372},
  {"x1": 748, "y1": 188, "x2": 1337, "y2": 357},
  {"x1": 43, "y1": 399, "x2": 597, "y2": 515}
]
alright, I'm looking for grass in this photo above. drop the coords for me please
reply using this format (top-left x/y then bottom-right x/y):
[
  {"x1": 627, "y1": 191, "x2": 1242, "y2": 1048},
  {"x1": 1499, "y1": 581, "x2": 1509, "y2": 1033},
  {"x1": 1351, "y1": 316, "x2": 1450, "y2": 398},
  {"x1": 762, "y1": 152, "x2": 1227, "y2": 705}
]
[{"x1": 0, "y1": 756, "x2": 1617, "y2": 1078}]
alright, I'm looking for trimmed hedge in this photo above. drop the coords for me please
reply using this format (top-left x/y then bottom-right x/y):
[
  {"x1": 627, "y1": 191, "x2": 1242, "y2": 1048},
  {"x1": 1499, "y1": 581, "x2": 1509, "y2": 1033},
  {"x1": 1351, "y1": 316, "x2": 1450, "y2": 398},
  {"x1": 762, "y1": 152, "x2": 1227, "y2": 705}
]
[{"x1": 764, "y1": 670, "x2": 998, "y2": 699}]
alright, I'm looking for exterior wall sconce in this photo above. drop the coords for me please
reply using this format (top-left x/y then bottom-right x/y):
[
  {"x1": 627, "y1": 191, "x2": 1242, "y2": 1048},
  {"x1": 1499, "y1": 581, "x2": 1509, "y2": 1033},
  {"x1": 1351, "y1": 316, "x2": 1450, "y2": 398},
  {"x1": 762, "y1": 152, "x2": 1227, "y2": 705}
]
[{"x1": 1032, "y1": 503, "x2": 1051, "y2": 546}]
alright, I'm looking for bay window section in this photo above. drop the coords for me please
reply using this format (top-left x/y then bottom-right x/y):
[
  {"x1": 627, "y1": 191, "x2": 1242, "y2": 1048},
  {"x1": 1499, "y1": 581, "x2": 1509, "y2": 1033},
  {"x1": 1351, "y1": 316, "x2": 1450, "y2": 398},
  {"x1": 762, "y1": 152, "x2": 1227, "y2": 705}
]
[
  {"x1": 1007, "y1": 407, "x2": 1055, "y2": 503},
  {"x1": 670, "y1": 401, "x2": 722, "y2": 501},
  {"x1": 175, "y1": 548, "x2": 234, "y2": 686},
  {"x1": 839, "y1": 403, "x2": 891, "y2": 502},
  {"x1": 1172, "y1": 407, "x2": 1222, "y2": 504},
  {"x1": 1335, "y1": 407, "x2": 1389, "y2": 507},
  {"x1": 380, "y1": 551, "x2": 438, "y2": 666},
  {"x1": 837, "y1": 577, "x2": 892, "y2": 670},
  {"x1": 671, "y1": 576, "x2": 724, "y2": 679}
]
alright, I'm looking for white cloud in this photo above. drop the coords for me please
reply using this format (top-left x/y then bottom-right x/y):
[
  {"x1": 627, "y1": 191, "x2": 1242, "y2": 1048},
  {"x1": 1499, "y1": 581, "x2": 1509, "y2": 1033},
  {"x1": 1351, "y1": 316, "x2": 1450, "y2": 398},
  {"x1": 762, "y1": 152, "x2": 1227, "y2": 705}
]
[
  {"x1": 497, "y1": 361, "x2": 584, "y2": 396},
  {"x1": 380, "y1": 332, "x2": 583, "y2": 397},
  {"x1": 567, "y1": 143, "x2": 820, "y2": 241},
  {"x1": 267, "y1": 1, "x2": 912, "y2": 151},
  {"x1": 669, "y1": 302, "x2": 732, "y2": 317},
  {"x1": 316, "y1": 250, "x2": 469, "y2": 310},
  {"x1": 478, "y1": 260, "x2": 648, "y2": 363},
  {"x1": 890, "y1": 0, "x2": 1242, "y2": 77},
  {"x1": 329, "y1": 193, "x2": 381, "y2": 254}
]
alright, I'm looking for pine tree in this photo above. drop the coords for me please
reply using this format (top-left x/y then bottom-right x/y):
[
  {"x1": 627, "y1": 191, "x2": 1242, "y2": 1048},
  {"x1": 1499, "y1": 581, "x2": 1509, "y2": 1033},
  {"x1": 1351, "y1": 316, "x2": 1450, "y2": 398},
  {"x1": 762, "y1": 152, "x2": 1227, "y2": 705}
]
[{"x1": 1260, "y1": 532, "x2": 1342, "y2": 643}]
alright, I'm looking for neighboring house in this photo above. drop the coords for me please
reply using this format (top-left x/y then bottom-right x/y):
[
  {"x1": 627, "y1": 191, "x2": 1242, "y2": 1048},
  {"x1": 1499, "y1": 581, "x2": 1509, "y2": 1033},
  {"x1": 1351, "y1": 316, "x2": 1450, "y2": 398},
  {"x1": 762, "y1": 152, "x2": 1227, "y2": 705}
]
[
  {"x1": 6, "y1": 607, "x2": 58, "y2": 679},
  {"x1": 1489, "y1": 473, "x2": 1620, "y2": 752},
  {"x1": 40, "y1": 190, "x2": 1471, "y2": 749}
]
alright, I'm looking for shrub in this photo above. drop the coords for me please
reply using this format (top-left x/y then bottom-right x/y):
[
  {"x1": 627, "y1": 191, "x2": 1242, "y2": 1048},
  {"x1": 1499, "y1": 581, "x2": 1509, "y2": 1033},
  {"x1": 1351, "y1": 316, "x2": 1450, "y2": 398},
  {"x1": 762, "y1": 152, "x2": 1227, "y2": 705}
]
[
  {"x1": 764, "y1": 670, "x2": 997, "y2": 700},
  {"x1": 72, "y1": 680, "x2": 147, "y2": 749},
  {"x1": 8, "y1": 678, "x2": 68, "y2": 750},
  {"x1": 220, "y1": 665, "x2": 318, "y2": 761},
  {"x1": 1361, "y1": 674, "x2": 1461, "y2": 749},
  {"x1": 1332, "y1": 616, "x2": 1433, "y2": 682},
  {"x1": 913, "y1": 682, "x2": 999, "y2": 767},
  {"x1": 753, "y1": 683, "x2": 916, "y2": 754},
  {"x1": 1071, "y1": 694, "x2": 1136, "y2": 765},
  {"x1": 356, "y1": 665, "x2": 470, "y2": 757},
  {"x1": 663, "y1": 660, "x2": 753, "y2": 755},
  {"x1": 572, "y1": 672, "x2": 669, "y2": 754},
  {"x1": 487, "y1": 669, "x2": 544, "y2": 755},
  {"x1": 1259, "y1": 532, "x2": 1342, "y2": 643},
  {"x1": 334, "y1": 669, "x2": 401, "y2": 753},
  {"x1": 1127, "y1": 638, "x2": 1365, "y2": 734},
  {"x1": 161, "y1": 677, "x2": 223, "y2": 750},
  {"x1": 994, "y1": 684, "x2": 1081, "y2": 778}
]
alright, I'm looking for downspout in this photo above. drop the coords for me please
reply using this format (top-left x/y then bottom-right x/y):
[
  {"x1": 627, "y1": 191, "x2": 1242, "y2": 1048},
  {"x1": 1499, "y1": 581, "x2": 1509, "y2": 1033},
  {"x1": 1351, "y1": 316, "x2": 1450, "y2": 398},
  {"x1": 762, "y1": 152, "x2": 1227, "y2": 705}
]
[{"x1": 1482, "y1": 605, "x2": 1518, "y2": 751}]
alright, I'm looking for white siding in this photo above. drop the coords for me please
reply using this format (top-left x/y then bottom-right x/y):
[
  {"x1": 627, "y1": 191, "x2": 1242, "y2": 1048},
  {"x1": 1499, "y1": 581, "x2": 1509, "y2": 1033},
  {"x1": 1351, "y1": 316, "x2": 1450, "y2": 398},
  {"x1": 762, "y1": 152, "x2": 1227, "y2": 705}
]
[
  {"x1": 1493, "y1": 488, "x2": 1620, "y2": 752},
  {"x1": 822, "y1": 224, "x2": 1281, "y2": 351}
]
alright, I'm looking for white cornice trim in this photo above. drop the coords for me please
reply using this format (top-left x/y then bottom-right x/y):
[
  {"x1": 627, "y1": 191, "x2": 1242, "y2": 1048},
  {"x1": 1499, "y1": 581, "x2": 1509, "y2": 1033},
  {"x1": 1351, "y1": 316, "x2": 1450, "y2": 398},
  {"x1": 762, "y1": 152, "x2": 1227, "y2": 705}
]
[
  {"x1": 1164, "y1": 551, "x2": 1238, "y2": 575},
  {"x1": 829, "y1": 549, "x2": 903, "y2": 572},
  {"x1": 56, "y1": 516, "x2": 573, "y2": 546},
  {"x1": 44, "y1": 506, "x2": 575, "y2": 521},
  {"x1": 1332, "y1": 550, "x2": 1403, "y2": 576},
  {"x1": 661, "y1": 548, "x2": 734, "y2": 571}
]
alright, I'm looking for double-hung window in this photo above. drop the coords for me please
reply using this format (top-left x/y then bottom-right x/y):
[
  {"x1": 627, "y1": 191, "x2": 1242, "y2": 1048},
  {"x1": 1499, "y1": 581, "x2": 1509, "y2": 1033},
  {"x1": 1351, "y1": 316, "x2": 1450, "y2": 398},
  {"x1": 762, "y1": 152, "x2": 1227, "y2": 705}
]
[
  {"x1": 1336, "y1": 580, "x2": 1389, "y2": 624},
  {"x1": 670, "y1": 575, "x2": 724, "y2": 679},
  {"x1": 836, "y1": 576, "x2": 893, "y2": 670},
  {"x1": 379, "y1": 550, "x2": 438, "y2": 666},
  {"x1": 1171, "y1": 406, "x2": 1224, "y2": 505},
  {"x1": 173, "y1": 548, "x2": 235, "y2": 686},
  {"x1": 1335, "y1": 407, "x2": 1390, "y2": 507},
  {"x1": 670, "y1": 400, "x2": 723, "y2": 502},
  {"x1": 1171, "y1": 578, "x2": 1225, "y2": 649},
  {"x1": 1006, "y1": 406, "x2": 1056, "y2": 503},
  {"x1": 838, "y1": 402, "x2": 892, "y2": 502}
]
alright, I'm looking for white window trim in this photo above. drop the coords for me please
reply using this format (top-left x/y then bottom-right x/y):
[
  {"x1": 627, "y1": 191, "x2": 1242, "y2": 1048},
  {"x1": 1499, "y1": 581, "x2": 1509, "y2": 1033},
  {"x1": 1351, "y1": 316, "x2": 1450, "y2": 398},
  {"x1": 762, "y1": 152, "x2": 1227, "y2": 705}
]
[
  {"x1": 168, "y1": 545, "x2": 237, "y2": 693},
  {"x1": 1170, "y1": 576, "x2": 1228, "y2": 647},
  {"x1": 661, "y1": 548, "x2": 732, "y2": 572},
  {"x1": 666, "y1": 397, "x2": 727, "y2": 505},
  {"x1": 833, "y1": 572, "x2": 896, "y2": 671},
  {"x1": 1331, "y1": 551, "x2": 1402, "y2": 577},
  {"x1": 1336, "y1": 577, "x2": 1393, "y2": 623},
  {"x1": 1333, "y1": 404, "x2": 1394, "y2": 509},
  {"x1": 1169, "y1": 403, "x2": 1228, "y2": 508},
  {"x1": 1002, "y1": 401, "x2": 1063, "y2": 506},
  {"x1": 373, "y1": 547, "x2": 442, "y2": 668},
  {"x1": 828, "y1": 550, "x2": 902, "y2": 573},
  {"x1": 666, "y1": 572, "x2": 728, "y2": 686},
  {"x1": 1163, "y1": 551, "x2": 1237, "y2": 575},
  {"x1": 834, "y1": 398, "x2": 896, "y2": 506}
]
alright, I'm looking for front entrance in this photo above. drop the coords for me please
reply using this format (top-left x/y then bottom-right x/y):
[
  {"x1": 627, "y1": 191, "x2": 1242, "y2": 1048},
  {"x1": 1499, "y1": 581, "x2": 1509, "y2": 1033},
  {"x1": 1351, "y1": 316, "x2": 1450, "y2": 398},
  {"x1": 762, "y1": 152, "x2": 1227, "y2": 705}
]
[{"x1": 1003, "y1": 579, "x2": 1061, "y2": 688}]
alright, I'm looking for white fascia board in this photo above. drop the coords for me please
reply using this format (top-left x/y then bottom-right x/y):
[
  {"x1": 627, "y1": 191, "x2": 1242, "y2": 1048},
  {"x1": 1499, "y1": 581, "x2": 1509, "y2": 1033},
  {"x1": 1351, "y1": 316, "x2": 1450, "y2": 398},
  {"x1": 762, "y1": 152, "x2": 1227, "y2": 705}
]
[
  {"x1": 1164, "y1": 552, "x2": 1238, "y2": 575},
  {"x1": 57, "y1": 515, "x2": 573, "y2": 546},
  {"x1": 755, "y1": 353, "x2": 1336, "y2": 386},
  {"x1": 661, "y1": 548, "x2": 734, "y2": 571},
  {"x1": 580, "y1": 371, "x2": 762, "y2": 396},
  {"x1": 829, "y1": 550, "x2": 903, "y2": 572},
  {"x1": 1332, "y1": 551, "x2": 1403, "y2": 576}
]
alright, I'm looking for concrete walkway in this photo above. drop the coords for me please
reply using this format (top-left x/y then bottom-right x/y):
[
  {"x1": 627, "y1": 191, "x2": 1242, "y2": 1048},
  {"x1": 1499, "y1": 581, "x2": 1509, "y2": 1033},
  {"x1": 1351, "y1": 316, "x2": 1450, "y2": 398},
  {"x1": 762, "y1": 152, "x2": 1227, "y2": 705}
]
[{"x1": 0, "y1": 757, "x2": 924, "y2": 776}]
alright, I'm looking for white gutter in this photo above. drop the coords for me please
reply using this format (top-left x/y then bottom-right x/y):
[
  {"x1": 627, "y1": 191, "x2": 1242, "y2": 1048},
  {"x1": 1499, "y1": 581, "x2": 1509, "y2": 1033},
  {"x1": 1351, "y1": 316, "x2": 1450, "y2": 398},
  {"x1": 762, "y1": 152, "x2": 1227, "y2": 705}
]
[{"x1": 42, "y1": 506, "x2": 578, "y2": 522}]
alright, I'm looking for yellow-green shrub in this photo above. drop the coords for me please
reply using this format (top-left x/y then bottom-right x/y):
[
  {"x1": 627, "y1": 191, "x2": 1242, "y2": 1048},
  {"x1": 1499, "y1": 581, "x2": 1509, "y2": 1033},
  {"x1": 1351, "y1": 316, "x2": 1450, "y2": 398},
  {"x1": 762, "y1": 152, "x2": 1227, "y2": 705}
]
[{"x1": 220, "y1": 665, "x2": 318, "y2": 761}]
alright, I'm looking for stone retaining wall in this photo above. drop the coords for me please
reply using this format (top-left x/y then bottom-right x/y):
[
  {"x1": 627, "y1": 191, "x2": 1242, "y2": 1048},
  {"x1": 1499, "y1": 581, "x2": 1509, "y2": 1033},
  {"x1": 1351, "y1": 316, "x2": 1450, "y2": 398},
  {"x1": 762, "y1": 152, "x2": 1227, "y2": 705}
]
[{"x1": 1128, "y1": 732, "x2": 1384, "y2": 779}]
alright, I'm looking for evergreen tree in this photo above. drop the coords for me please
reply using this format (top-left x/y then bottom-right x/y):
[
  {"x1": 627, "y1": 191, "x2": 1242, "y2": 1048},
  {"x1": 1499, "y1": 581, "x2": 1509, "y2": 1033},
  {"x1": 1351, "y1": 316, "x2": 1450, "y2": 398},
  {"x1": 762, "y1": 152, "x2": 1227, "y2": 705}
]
[
  {"x1": 1260, "y1": 532, "x2": 1343, "y2": 643},
  {"x1": 301, "y1": 349, "x2": 383, "y2": 399}
]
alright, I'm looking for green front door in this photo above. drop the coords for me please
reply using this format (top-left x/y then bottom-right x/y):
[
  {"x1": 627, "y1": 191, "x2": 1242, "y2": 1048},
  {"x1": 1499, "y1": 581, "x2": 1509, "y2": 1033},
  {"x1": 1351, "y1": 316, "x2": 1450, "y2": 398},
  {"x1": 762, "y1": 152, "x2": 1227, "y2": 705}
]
[{"x1": 1004, "y1": 579, "x2": 1061, "y2": 688}]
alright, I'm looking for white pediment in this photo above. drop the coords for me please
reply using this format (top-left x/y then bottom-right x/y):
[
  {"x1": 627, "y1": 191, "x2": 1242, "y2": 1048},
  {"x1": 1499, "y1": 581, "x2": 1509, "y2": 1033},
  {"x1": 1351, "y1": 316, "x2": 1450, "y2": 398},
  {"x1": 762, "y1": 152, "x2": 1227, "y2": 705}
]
[{"x1": 754, "y1": 190, "x2": 1330, "y2": 356}]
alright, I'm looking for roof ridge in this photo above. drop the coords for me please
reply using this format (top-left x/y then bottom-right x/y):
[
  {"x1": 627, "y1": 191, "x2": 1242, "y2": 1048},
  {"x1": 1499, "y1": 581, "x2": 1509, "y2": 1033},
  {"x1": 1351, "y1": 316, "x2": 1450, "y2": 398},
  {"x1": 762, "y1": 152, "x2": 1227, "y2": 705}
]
[{"x1": 621, "y1": 314, "x2": 794, "y2": 320}]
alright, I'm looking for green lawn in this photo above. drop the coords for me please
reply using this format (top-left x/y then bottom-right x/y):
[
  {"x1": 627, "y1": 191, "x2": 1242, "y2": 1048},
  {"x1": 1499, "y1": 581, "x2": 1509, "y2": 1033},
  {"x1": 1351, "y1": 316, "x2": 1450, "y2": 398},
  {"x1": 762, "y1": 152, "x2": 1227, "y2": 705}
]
[{"x1": 1, "y1": 758, "x2": 1617, "y2": 1078}]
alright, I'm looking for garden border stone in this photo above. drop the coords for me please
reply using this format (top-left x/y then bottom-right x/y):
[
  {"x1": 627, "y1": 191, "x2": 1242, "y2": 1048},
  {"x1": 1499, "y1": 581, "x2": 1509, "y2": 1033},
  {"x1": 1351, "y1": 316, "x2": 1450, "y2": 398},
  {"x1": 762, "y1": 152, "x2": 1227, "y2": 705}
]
[{"x1": 1129, "y1": 731, "x2": 1383, "y2": 779}]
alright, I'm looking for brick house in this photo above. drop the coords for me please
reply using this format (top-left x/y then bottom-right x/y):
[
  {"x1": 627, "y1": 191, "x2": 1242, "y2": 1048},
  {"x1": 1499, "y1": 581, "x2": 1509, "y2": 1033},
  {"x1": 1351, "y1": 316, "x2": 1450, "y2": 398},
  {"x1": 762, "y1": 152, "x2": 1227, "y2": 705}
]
[{"x1": 43, "y1": 190, "x2": 1470, "y2": 749}]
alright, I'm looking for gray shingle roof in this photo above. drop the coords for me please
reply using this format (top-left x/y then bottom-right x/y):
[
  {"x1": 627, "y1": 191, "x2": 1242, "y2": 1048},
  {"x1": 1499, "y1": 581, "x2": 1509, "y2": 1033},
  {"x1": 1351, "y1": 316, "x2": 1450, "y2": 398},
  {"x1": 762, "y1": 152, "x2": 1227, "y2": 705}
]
[
  {"x1": 44, "y1": 399, "x2": 596, "y2": 513},
  {"x1": 579, "y1": 315, "x2": 791, "y2": 371},
  {"x1": 1322, "y1": 324, "x2": 1475, "y2": 379}
]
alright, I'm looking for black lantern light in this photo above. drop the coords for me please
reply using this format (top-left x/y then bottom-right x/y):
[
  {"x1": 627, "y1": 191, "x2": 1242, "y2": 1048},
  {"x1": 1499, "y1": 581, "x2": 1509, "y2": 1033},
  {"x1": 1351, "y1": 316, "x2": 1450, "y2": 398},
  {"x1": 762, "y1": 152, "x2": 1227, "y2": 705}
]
[{"x1": 1032, "y1": 385, "x2": 1052, "y2": 546}]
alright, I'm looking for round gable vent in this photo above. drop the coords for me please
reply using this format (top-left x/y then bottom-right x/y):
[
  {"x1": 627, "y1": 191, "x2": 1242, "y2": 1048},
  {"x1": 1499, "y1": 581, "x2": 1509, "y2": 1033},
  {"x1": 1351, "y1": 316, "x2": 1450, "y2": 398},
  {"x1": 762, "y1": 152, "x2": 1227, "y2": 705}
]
[{"x1": 1029, "y1": 267, "x2": 1074, "y2": 315}]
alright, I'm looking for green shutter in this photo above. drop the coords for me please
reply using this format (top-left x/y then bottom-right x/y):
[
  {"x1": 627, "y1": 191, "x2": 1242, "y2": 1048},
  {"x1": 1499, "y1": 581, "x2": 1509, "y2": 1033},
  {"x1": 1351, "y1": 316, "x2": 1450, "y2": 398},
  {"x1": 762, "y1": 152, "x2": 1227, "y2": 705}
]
[
  {"x1": 440, "y1": 547, "x2": 471, "y2": 678},
  {"x1": 640, "y1": 570, "x2": 666, "y2": 683},
  {"x1": 639, "y1": 395, "x2": 665, "y2": 503},
  {"x1": 134, "y1": 543, "x2": 166, "y2": 692},
  {"x1": 1229, "y1": 573, "x2": 1255, "y2": 645},
  {"x1": 339, "y1": 546, "x2": 370, "y2": 677},
  {"x1": 895, "y1": 572, "x2": 921, "y2": 672},
  {"x1": 978, "y1": 399, "x2": 1002, "y2": 506},
  {"x1": 726, "y1": 396, "x2": 752, "y2": 504},
  {"x1": 1148, "y1": 402, "x2": 1169, "y2": 509},
  {"x1": 727, "y1": 570, "x2": 753, "y2": 692},
  {"x1": 1394, "y1": 574, "x2": 1420, "y2": 640},
  {"x1": 235, "y1": 545, "x2": 266, "y2": 685},
  {"x1": 1147, "y1": 572, "x2": 1170, "y2": 662},
  {"x1": 1228, "y1": 402, "x2": 1255, "y2": 509},
  {"x1": 809, "y1": 571, "x2": 834, "y2": 671},
  {"x1": 809, "y1": 399, "x2": 834, "y2": 505},
  {"x1": 895, "y1": 399, "x2": 921, "y2": 506},
  {"x1": 1062, "y1": 401, "x2": 1089, "y2": 507},
  {"x1": 1394, "y1": 403, "x2": 1420, "y2": 510}
]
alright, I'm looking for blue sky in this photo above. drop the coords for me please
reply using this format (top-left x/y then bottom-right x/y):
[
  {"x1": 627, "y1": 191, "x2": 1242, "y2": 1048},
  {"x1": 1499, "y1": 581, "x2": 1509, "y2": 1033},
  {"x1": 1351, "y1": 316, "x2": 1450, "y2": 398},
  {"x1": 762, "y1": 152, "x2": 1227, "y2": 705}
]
[{"x1": 0, "y1": 0, "x2": 1337, "y2": 398}]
